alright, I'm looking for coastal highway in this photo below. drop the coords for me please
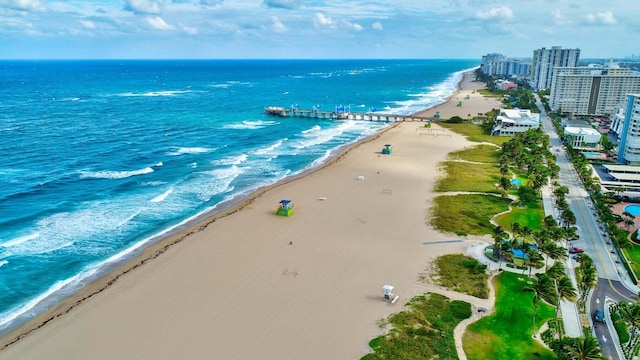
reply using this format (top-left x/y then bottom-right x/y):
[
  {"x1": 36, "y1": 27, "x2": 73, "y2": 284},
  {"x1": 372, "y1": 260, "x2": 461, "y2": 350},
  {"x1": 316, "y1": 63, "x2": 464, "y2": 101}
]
[{"x1": 538, "y1": 98, "x2": 637, "y2": 360}]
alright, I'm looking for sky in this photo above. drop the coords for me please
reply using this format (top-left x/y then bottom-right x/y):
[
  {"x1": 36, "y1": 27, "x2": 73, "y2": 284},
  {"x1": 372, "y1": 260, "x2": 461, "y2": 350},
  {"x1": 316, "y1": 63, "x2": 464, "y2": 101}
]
[{"x1": 0, "y1": 0, "x2": 636, "y2": 60}]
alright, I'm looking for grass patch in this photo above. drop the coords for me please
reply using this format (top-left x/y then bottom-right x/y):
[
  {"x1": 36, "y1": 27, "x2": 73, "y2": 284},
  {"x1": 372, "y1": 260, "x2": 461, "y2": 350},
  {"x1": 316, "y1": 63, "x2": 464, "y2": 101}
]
[
  {"x1": 438, "y1": 122, "x2": 509, "y2": 146},
  {"x1": 447, "y1": 144, "x2": 501, "y2": 164},
  {"x1": 463, "y1": 272, "x2": 556, "y2": 360},
  {"x1": 430, "y1": 194, "x2": 512, "y2": 236},
  {"x1": 433, "y1": 254, "x2": 489, "y2": 299},
  {"x1": 494, "y1": 199, "x2": 545, "y2": 233},
  {"x1": 435, "y1": 162, "x2": 501, "y2": 193},
  {"x1": 622, "y1": 245, "x2": 640, "y2": 280},
  {"x1": 362, "y1": 293, "x2": 471, "y2": 360}
]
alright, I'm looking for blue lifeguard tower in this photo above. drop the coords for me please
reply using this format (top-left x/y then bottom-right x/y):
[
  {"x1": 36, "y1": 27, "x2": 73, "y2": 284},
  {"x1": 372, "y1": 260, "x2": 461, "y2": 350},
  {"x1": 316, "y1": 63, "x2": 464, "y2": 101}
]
[
  {"x1": 276, "y1": 199, "x2": 294, "y2": 217},
  {"x1": 381, "y1": 144, "x2": 392, "y2": 155}
]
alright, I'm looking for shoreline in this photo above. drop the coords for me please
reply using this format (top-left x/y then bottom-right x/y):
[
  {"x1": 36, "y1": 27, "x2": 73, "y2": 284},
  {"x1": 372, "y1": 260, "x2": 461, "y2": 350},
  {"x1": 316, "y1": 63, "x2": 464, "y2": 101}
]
[{"x1": 0, "y1": 69, "x2": 504, "y2": 359}]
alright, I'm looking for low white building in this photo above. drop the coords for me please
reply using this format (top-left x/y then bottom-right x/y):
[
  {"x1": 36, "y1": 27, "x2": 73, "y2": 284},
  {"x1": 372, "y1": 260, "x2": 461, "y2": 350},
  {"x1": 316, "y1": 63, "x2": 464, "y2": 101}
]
[
  {"x1": 563, "y1": 126, "x2": 601, "y2": 150},
  {"x1": 492, "y1": 108, "x2": 541, "y2": 136}
]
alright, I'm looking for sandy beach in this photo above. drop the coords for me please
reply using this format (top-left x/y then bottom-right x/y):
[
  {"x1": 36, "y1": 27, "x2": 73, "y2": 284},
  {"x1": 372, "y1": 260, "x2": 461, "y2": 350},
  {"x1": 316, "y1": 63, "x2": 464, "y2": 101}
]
[{"x1": 0, "y1": 71, "x2": 503, "y2": 360}]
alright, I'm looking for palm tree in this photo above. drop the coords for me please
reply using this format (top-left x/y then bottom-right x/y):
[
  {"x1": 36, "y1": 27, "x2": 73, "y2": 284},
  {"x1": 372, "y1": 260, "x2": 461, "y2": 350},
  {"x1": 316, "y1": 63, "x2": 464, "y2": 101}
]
[
  {"x1": 492, "y1": 225, "x2": 509, "y2": 270},
  {"x1": 524, "y1": 274, "x2": 555, "y2": 338},
  {"x1": 555, "y1": 276, "x2": 577, "y2": 318},
  {"x1": 617, "y1": 301, "x2": 640, "y2": 350},
  {"x1": 543, "y1": 215, "x2": 558, "y2": 230},
  {"x1": 566, "y1": 334, "x2": 605, "y2": 359},
  {"x1": 561, "y1": 209, "x2": 576, "y2": 230},
  {"x1": 511, "y1": 221, "x2": 521, "y2": 240}
]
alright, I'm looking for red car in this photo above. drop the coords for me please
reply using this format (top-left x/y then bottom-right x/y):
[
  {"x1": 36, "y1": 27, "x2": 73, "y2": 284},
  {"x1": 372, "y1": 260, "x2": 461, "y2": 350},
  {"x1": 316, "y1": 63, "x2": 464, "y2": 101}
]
[{"x1": 569, "y1": 247, "x2": 584, "y2": 254}]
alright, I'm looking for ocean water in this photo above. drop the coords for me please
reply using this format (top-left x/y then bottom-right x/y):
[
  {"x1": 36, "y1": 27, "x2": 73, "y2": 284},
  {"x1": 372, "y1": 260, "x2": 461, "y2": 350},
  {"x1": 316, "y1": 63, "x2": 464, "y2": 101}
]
[{"x1": 0, "y1": 59, "x2": 477, "y2": 334}]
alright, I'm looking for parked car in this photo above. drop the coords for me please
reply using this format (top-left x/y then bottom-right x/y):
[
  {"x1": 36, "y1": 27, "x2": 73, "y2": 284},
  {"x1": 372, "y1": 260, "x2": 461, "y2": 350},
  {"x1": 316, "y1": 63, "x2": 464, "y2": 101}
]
[
  {"x1": 594, "y1": 309, "x2": 605, "y2": 323},
  {"x1": 569, "y1": 247, "x2": 584, "y2": 254}
]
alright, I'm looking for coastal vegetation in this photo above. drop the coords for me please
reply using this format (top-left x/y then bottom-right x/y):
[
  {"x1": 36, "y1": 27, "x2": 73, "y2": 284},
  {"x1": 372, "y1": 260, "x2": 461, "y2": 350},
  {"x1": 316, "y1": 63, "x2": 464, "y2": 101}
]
[
  {"x1": 430, "y1": 194, "x2": 511, "y2": 236},
  {"x1": 362, "y1": 293, "x2": 471, "y2": 360},
  {"x1": 431, "y1": 254, "x2": 490, "y2": 299}
]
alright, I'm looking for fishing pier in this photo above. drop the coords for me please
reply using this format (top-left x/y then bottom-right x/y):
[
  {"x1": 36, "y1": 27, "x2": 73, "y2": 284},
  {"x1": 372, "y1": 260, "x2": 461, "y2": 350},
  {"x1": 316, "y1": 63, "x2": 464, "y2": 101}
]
[{"x1": 264, "y1": 106, "x2": 433, "y2": 123}]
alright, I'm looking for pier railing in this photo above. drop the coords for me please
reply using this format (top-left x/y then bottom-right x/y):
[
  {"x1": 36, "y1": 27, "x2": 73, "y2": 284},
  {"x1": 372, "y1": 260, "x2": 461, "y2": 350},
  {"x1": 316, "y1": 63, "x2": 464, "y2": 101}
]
[{"x1": 264, "y1": 106, "x2": 433, "y2": 122}]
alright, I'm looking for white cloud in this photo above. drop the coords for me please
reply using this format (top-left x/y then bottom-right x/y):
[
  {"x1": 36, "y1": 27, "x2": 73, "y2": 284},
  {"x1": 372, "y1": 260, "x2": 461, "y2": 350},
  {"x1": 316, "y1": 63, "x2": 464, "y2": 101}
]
[
  {"x1": 146, "y1": 16, "x2": 172, "y2": 29},
  {"x1": 0, "y1": 0, "x2": 46, "y2": 11},
  {"x1": 181, "y1": 24, "x2": 197, "y2": 34},
  {"x1": 476, "y1": 6, "x2": 513, "y2": 20},
  {"x1": 552, "y1": 9, "x2": 568, "y2": 25},
  {"x1": 343, "y1": 21, "x2": 362, "y2": 31},
  {"x1": 585, "y1": 11, "x2": 616, "y2": 25},
  {"x1": 313, "y1": 12, "x2": 335, "y2": 28},
  {"x1": 80, "y1": 20, "x2": 95, "y2": 29},
  {"x1": 372, "y1": 22, "x2": 382, "y2": 31},
  {"x1": 125, "y1": 0, "x2": 163, "y2": 15},
  {"x1": 271, "y1": 16, "x2": 286, "y2": 32}
]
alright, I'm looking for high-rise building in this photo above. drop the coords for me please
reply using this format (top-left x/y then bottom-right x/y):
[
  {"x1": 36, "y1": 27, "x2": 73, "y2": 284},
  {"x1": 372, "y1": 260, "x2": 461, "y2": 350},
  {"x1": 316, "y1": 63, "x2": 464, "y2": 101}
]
[
  {"x1": 480, "y1": 53, "x2": 530, "y2": 78},
  {"x1": 549, "y1": 62, "x2": 640, "y2": 116},
  {"x1": 531, "y1": 46, "x2": 580, "y2": 89},
  {"x1": 615, "y1": 94, "x2": 640, "y2": 165}
]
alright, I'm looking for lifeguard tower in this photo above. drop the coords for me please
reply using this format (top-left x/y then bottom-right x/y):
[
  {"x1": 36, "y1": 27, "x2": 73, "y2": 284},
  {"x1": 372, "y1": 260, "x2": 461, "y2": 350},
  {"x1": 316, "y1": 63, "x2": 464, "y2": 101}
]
[
  {"x1": 383, "y1": 284, "x2": 399, "y2": 303},
  {"x1": 276, "y1": 199, "x2": 294, "y2": 217},
  {"x1": 381, "y1": 144, "x2": 392, "y2": 155}
]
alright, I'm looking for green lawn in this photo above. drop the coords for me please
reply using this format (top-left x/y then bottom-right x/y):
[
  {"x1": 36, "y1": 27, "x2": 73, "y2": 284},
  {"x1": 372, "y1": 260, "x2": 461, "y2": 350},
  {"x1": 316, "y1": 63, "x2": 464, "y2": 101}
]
[
  {"x1": 435, "y1": 161, "x2": 501, "y2": 193},
  {"x1": 447, "y1": 144, "x2": 501, "y2": 164},
  {"x1": 363, "y1": 293, "x2": 471, "y2": 360},
  {"x1": 438, "y1": 122, "x2": 509, "y2": 146},
  {"x1": 430, "y1": 194, "x2": 512, "y2": 236},
  {"x1": 622, "y1": 244, "x2": 640, "y2": 280},
  {"x1": 494, "y1": 200, "x2": 545, "y2": 233},
  {"x1": 463, "y1": 272, "x2": 556, "y2": 360}
]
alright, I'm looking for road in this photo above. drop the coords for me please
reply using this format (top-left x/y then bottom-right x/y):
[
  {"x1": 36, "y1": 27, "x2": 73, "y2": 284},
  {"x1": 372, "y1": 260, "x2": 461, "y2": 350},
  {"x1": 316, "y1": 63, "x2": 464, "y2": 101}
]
[{"x1": 536, "y1": 96, "x2": 638, "y2": 359}]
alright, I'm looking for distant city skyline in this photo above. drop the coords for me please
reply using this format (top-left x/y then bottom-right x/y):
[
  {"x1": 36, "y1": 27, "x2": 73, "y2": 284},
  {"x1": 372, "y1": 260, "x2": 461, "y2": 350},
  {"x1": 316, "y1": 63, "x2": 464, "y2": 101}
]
[{"x1": 0, "y1": 0, "x2": 636, "y2": 59}]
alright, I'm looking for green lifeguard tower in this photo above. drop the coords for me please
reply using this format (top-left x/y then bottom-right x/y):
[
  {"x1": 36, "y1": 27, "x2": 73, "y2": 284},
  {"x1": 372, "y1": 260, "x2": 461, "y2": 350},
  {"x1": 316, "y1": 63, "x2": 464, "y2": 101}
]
[
  {"x1": 276, "y1": 199, "x2": 294, "y2": 217},
  {"x1": 381, "y1": 144, "x2": 392, "y2": 155}
]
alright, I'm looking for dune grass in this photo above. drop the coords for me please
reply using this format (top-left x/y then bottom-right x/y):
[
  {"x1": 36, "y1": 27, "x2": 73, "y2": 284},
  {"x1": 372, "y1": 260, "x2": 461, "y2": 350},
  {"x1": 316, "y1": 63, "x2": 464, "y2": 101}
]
[
  {"x1": 432, "y1": 254, "x2": 490, "y2": 299},
  {"x1": 463, "y1": 272, "x2": 556, "y2": 360},
  {"x1": 362, "y1": 293, "x2": 471, "y2": 360},
  {"x1": 430, "y1": 194, "x2": 512, "y2": 236},
  {"x1": 435, "y1": 161, "x2": 502, "y2": 193},
  {"x1": 447, "y1": 144, "x2": 501, "y2": 164},
  {"x1": 438, "y1": 122, "x2": 509, "y2": 146}
]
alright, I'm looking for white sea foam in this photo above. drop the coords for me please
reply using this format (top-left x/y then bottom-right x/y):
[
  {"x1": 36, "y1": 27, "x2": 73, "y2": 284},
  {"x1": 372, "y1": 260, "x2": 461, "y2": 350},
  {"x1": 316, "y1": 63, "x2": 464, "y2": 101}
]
[
  {"x1": 212, "y1": 154, "x2": 248, "y2": 166},
  {"x1": 253, "y1": 139, "x2": 287, "y2": 155},
  {"x1": 222, "y1": 120, "x2": 279, "y2": 130},
  {"x1": 166, "y1": 147, "x2": 215, "y2": 156},
  {"x1": 0, "y1": 260, "x2": 7, "y2": 268},
  {"x1": 116, "y1": 90, "x2": 192, "y2": 97},
  {"x1": 301, "y1": 125, "x2": 321, "y2": 134},
  {"x1": 80, "y1": 167, "x2": 154, "y2": 180},
  {"x1": 141, "y1": 181, "x2": 167, "y2": 186},
  {"x1": 150, "y1": 189, "x2": 173, "y2": 203},
  {"x1": 0, "y1": 233, "x2": 39, "y2": 248},
  {"x1": 291, "y1": 121, "x2": 356, "y2": 150},
  {"x1": 194, "y1": 165, "x2": 245, "y2": 202}
]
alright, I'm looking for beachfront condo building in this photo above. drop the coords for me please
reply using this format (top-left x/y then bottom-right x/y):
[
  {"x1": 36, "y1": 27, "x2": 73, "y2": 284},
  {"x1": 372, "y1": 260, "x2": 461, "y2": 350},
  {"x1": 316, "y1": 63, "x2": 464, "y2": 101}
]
[
  {"x1": 613, "y1": 94, "x2": 640, "y2": 165},
  {"x1": 491, "y1": 108, "x2": 541, "y2": 136},
  {"x1": 531, "y1": 46, "x2": 580, "y2": 90},
  {"x1": 481, "y1": 53, "x2": 531, "y2": 79},
  {"x1": 549, "y1": 62, "x2": 640, "y2": 117}
]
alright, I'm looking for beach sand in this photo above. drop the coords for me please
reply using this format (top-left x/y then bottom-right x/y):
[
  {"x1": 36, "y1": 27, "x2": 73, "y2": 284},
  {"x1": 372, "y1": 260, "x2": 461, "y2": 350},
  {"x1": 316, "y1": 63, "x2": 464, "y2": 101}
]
[{"x1": 0, "y1": 71, "x2": 503, "y2": 360}]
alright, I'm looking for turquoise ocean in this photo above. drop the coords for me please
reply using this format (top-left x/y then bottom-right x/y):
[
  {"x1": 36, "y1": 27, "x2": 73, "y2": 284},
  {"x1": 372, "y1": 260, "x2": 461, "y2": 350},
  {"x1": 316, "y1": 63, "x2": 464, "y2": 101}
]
[{"x1": 0, "y1": 59, "x2": 478, "y2": 334}]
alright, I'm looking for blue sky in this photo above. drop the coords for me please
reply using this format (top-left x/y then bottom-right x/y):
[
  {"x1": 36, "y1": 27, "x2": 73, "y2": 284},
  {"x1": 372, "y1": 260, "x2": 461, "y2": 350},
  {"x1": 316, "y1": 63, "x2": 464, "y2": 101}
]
[{"x1": 0, "y1": 0, "x2": 635, "y2": 59}]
